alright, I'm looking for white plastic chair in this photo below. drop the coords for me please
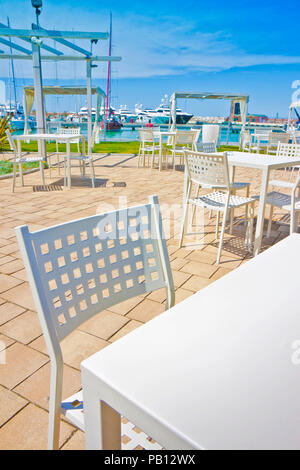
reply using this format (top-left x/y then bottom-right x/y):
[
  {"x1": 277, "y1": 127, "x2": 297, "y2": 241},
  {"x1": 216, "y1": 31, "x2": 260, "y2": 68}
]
[
  {"x1": 241, "y1": 130, "x2": 260, "y2": 153},
  {"x1": 267, "y1": 131, "x2": 290, "y2": 154},
  {"x1": 193, "y1": 142, "x2": 250, "y2": 219},
  {"x1": 137, "y1": 128, "x2": 160, "y2": 168},
  {"x1": 171, "y1": 130, "x2": 198, "y2": 170},
  {"x1": 53, "y1": 127, "x2": 81, "y2": 177},
  {"x1": 179, "y1": 150, "x2": 256, "y2": 264},
  {"x1": 265, "y1": 143, "x2": 300, "y2": 236},
  {"x1": 5, "y1": 129, "x2": 45, "y2": 192},
  {"x1": 15, "y1": 195, "x2": 175, "y2": 450}
]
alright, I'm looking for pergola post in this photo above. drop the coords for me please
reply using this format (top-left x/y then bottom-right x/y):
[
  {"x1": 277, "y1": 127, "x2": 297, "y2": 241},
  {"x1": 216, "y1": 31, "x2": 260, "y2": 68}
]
[
  {"x1": 32, "y1": 40, "x2": 46, "y2": 159},
  {"x1": 170, "y1": 94, "x2": 177, "y2": 131},
  {"x1": 240, "y1": 98, "x2": 248, "y2": 149},
  {"x1": 86, "y1": 58, "x2": 92, "y2": 154}
]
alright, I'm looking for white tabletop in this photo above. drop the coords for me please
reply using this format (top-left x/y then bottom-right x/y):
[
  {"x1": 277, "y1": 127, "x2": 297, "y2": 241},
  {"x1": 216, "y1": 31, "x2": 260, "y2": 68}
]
[
  {"x1": 16, "y1": 133, "x2": 85, "y2": 141},
  {"x1": 81, "y1": 234, "x2": 300, "y2": 450},
  {"x1": 228, "y1": 151, "x2": 300, "y2": 170}
]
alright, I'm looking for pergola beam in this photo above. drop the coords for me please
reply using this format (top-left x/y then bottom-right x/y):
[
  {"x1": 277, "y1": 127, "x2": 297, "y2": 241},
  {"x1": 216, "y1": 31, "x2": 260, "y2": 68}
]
[
  {"x1": 32, "y1": 24, "x2": 92, "y2": 57},
  {"x1": 0, "y1": 28, "x2": 109, "y2": 40},
  {"x1": 0, "y1": 22, "x2": 63, "y2": 55},
  {"x1": 0, "y1": 37, "x2": 31, "y2": 54},
  {"x1": 0, "y1": 54, "x2": 121, "y2": 61}
]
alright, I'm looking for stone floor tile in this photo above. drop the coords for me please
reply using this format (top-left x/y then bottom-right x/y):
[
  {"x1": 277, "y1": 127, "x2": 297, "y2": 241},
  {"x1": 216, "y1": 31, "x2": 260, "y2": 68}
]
[
  {"x1": 126, "y1": 299, "x2": 165, "y2": 323},
  {"x1": 0, "y1": 311, "x2": 42, "y2": 344},
  {"x1": 79, "y1": 310, "x2": 129, "y2": 341},
  {"x1": 0, "y1": 302, "x2": 26, "y2": 325},
  {"x1": 0, "y1": 386, "x2": 28, "y2": 427}
]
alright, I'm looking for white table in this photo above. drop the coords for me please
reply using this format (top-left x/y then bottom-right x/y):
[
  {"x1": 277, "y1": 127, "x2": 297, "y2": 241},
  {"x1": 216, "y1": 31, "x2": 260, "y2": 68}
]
[
  {"x1": 15, "y1": 133, "x2": 86, "y2": 190},
  {"x1": 153, "y1": 131, "x2": 176, "y2": 171},
  {"x1": 227, "y1": 152, "x2": 300, "y2": 255},
  {"x1": 81, "y1": 234, "x2": 300, "y2": 450},
  {"x1": 183, "y1": 151, "x2": 300, "y2": 256}
]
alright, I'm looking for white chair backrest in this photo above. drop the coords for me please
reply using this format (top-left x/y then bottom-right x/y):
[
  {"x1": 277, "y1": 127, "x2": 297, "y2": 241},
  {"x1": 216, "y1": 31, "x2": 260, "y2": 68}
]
[
  {"x1": 5, "y1": 129, "x2": 17, "y2": 154},
  {"x1": 269, "y1": 132, "x2": 290, "y2": 144},
  {"x1": 184, "y1": 150, "x2": 229, "y2": 189},
  {"x1": 196, "y1": 142, "x2": 217, "y2": 153},
  {"x1": 175, "y1": 130, "x2": 197, "y2": 145},
  {"x1": 60, "y1": 128, "x2": 80, "y2": 136},
  {"x1": 138, "y1": 128, "x2": 155, "y2": 143},
  {"x1": 276, "y1": 142, "x2": 300, "y2": 159},
  {"x1": 15, "y1": 196, "x2": 174, "y2": 356},
  {"x1": 241, "y1": 130, "x2": 251, "y2": 149}
]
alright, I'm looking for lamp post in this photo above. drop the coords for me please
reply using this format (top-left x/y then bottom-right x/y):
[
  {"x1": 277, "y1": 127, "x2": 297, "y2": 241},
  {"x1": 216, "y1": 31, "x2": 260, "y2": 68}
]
[{"x1": 31, "y1": 0, "x2": 46, "y2": 159}]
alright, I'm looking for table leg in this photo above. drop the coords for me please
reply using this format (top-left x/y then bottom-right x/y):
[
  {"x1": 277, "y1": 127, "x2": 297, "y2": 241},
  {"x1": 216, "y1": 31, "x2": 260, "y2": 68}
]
[
  {"x1": 253, "y1": 167, "x2": 269, "y2": 256},
  {"x1": 81, "y1": 136, "x2": 86, "y2": 177},
  {"x1": 67, "y1": 141, "x2": 71, "y2": 190},
  {"x1": 159, "y1": 136, "x2": 162, "y2": 171},
  {"x1": 83, "y1": 383, "x2": 121, "y2": 450}
]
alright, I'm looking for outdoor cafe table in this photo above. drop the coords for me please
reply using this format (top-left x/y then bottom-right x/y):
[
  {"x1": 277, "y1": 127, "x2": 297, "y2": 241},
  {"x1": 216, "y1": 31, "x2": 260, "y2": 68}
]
[
  {"x1": 183, "y1": 151, "x2": 300, "y2": 256},
  {"x1": 15, "y1": 133, "x2": 86, "y2": 190},
  {"x1": 81, "y1": 234, "x2": 300, "y2": 450}
]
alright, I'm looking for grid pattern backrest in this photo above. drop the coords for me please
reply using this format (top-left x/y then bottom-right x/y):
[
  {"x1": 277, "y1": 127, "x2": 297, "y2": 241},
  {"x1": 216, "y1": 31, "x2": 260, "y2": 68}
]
[
  {"x1": 276, "y1": 143, "x2": 300, "y2": 159},
  {"x1": 5, "y1": 129, "x2": 17, "y2": 154},
  {"x1": 175, "y1": 130, "x2": 197, "y2": 146},
  {"x1": 138, "y1": 128, "x2": 155, "y2": 143},
  {"x1": 196, "y1": 142, "x2": 217, "y2": 153},
  {"x1": 184, "y1": 150, "x2": 229, "y2": 188},
  {"x1": 17, "y1": 200, "x2": 172, "y2": 342},
  {"x1": 60, "y1": 128, "x2": 80, "y2": 136},
  {"x1": 269, "y1": 132, "x2": 290, "y2": 144}
]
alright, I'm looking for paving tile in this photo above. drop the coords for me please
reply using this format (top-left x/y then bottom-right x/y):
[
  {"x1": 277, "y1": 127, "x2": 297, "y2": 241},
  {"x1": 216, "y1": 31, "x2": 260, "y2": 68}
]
[
  {"x1": 0, "y1": 302, "x2": 26, "y2": 326},
  {"x1": 61, "y1": 430, "x2": 85, "y2": 450},
  {"x1": 0, "y1": 404, "x2": 74, "y2": 450},
  {"x1": 60, "y1": 331, "x2": 108, "y2": 370},
  {"x1": 14, "y1": 362, "x2": 81, "y2": 411},
  {"x1": 0, "y1": 311, "x2": 42, "y2": 344},
  {"x1": 107, "y1": 296, "x2": 144, "y2": 315},
  {"x1": 1, "y1": 283, "x2": 35, "y2": 311},
  {"x1": 180, "y1": 261, "x2": 218, "y2": 279},
  {"x1": 11, "y1": 268, "x2": 27, "y2": 282},
  {"x1": 0, "y1": 342, "x2": 48, "y2": 389},
  {"x1": 126, "y1": 299, "x2": 165, "y2": 323},
  {"x1": 109, "y1": 319, "x2": 144, "y2": 342},
  {"x1": 0, "y1": 274, "x2": 23, "y2": 294},
  {"x1": 181, "y1": 275, "x2": 212, "y2": 292},
  {"x1": 209, "y1": 267, "x2": 232, "y2": 282},
  {"x1": 0, "y1": 386, "x2": 28, "y2": 427},
  {"x1": 0, "y1": 259, "x2": 24, "y2": 275},
  {"x1": 79, "y1": 310, "x2": 129, "y2": 341},
  {"x1": 0, "y1": 333, "x2": 15, "y2": 351},
  {"x1": 171, "y1": 270, "x2": 191, "y2": 288}
]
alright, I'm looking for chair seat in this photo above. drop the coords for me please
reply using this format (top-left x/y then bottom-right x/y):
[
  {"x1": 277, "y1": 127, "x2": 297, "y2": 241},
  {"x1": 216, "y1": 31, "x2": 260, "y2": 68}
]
[
  {"x1": 232, "y1": 181, "x2": 250, "y2": 189},
  {"x1": 266, "y1": 191, "x2": 300, "y2": 211},
  {"x1": 269, "y1": 179, "x2": 294, "y2": 189},
  {"x1": 61, "y1": 391, "x2": 163, "y2": 450},
  {"x1": 190, "y1": 191, "x2": 255, "y2": 210}
]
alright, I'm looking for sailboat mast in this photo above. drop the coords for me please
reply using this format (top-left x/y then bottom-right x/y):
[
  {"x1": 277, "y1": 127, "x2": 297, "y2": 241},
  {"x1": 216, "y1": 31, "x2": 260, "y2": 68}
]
[
  {"x1": 7, "y1": 17, "x2": 17, "y2": 106},
  {"x1": 105, "y1": 12, "x2": 112, "y2": 119}
]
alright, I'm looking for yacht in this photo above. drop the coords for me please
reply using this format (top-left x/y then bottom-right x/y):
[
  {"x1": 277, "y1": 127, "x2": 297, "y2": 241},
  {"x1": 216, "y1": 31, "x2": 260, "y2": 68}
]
[{"x1": 135, "y1": 96, "x2": 193, "y2": 125}]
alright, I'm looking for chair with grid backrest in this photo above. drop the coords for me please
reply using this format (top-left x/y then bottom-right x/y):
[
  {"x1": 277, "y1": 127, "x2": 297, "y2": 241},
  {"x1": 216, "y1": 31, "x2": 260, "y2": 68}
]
[
  {"x1": 53, "y1": 127, "x2": 81, "y2": 178},
  {"x1": 179, "y1": 150, "x2": 255, "y2": 264},
  {"x1": 267, "y1": 131, "x2": 290, "y2": 154},
  {"x1": 5, "y1": 129, "x2": 45, "y2": 192},
  {"x1": 171, "y1": 130, "x2": 198, "y2": 170},
  {"x1": 15, "y1": 195, "x2": 174, "y2": 450},
  {"x1": 137, "y1": 128, "x2": 159, "y2": 168},
  {"x1": 265, "y1": 143, "x2": 300, "y2": 236}
]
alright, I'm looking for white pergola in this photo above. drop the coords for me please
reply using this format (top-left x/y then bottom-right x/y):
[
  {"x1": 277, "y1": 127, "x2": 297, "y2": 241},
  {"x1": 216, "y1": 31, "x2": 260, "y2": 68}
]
[
  {"x1": 0, "y1": 16, "x2": 121, "y2": 155},
  {"x1": 170, "y1": 92, "x2": 249, "y2": 141},
  {"x1": 23, "y1": 85, "x2": 106, "y2": 136},
  {"x1": 288, "y1": 100, "x2": 300, "y2": 128}
]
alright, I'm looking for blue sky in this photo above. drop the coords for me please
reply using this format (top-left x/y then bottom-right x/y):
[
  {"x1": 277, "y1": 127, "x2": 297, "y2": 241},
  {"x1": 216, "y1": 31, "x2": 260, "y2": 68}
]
[{"x1": 0, "y1": 0, "x2": 299, "y2": 116}]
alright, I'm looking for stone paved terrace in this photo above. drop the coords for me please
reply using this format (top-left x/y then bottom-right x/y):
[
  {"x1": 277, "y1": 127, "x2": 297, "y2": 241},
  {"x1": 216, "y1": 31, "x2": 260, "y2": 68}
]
[{"x1": 0, "y1": 152, "x2": 290, "y2": 449}]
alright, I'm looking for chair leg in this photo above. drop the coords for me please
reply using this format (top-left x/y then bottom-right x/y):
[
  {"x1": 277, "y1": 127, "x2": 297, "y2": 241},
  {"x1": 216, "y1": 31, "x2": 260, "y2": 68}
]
[
  {"x1": 40, "y1": 160, "x2": 45, "y2": 186},
  {"x1": 267, "y1": 205, "x2": 273, "y2": 238},
  {"x1": 63, "y1": 158, "x2": 67, "y2": 188},
  {"x1": 47, "y1": 363, "x2": 63, "y2": 450},
  {"x1": 290, "y1": 208, "x2": 296, "y2": 235},
  {"x1": 229, "y1": 209, "x2": 234, "y2": 234},
  {"x1": 179, "y1": 183, "x2": 191, "y2": 247},
  {"x1": 217, "y1": 200, "x2": 230, "y2": 265},
  {"x1": 90, "y1": 160, "x2": 95, "y2": 188},
  {"x1": 19, "y1": 162, "x2": 23, "y2": 186},
  {"x1": 12, "y1": 161, "x2": 16, "y2": 192},
  {"x1": 215, "y1": 210, "x2": 220, "y2": 239},
  {"x1": 191, "y1": 185, "x2": 200, "y2": 225}
]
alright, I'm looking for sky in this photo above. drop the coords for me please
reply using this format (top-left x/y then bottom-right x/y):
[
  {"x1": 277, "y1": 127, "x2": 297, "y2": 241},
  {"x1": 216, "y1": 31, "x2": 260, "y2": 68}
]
[{"x1": 0, "y1": 0, "x2": 299, "y2": 117}]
